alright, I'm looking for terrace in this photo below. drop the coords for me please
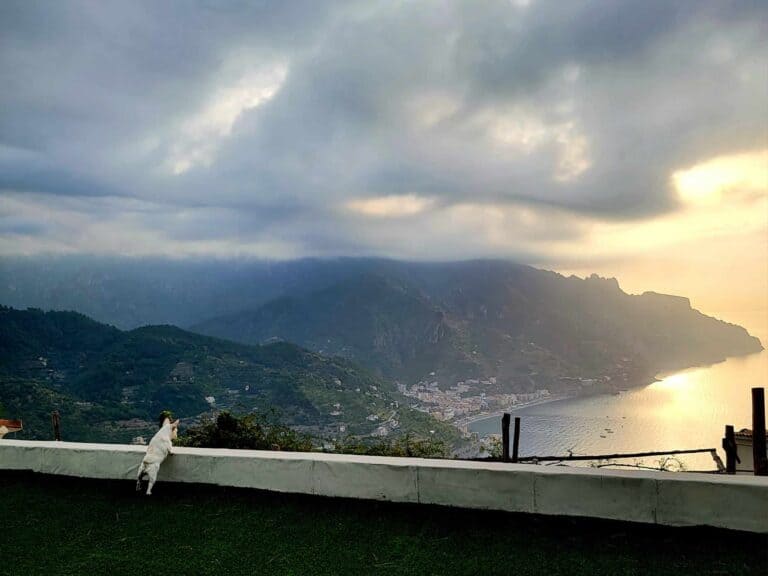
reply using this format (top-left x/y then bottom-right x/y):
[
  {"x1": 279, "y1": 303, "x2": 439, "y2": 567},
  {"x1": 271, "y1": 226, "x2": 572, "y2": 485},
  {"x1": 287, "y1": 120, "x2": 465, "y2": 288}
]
[
  {"x1": 3, "y1": 472, "x2": 766, "y2": 576},
  {"x1": 1, "y1": 440, "x2": 767, "y2": 574}
]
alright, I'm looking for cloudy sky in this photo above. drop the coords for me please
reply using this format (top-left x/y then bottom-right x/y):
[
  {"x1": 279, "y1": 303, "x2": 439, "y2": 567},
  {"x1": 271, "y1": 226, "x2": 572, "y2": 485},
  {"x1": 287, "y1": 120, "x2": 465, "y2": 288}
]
[{"x1": 1, "y1": 1, "x2": 766, "y2": 330}]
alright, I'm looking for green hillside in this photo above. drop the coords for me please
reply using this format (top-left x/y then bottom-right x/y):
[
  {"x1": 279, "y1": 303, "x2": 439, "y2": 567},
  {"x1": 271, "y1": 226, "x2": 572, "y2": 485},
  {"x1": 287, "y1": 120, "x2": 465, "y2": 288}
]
[{"x1": 0, "y1": 306, "x2": 459, "y2": 445}]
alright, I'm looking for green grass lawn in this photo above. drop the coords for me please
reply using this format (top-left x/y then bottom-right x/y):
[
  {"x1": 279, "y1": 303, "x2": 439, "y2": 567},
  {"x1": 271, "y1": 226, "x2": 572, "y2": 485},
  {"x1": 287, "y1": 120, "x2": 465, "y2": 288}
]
[{"x1": 2, "y1": 472, "x2": 766, "y2": 576}]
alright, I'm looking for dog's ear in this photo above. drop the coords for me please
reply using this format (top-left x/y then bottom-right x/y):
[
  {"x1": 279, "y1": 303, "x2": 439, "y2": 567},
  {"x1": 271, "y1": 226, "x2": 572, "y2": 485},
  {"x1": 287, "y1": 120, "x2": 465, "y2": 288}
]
[{"x1": 171, "y1": 419, "x2": 180, "y2": 429}]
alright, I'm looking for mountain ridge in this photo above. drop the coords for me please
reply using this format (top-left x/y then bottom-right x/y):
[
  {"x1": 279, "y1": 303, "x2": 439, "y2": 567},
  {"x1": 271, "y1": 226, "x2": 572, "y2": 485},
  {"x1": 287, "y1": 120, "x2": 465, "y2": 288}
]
[{"x1": 192, "y1": 263, "x2": 762, "y2": 396}]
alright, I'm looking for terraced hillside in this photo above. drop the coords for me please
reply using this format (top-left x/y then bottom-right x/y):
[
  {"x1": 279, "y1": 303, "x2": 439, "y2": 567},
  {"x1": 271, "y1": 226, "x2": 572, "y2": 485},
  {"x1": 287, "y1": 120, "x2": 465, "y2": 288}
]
[{"x1": 0, "y1": 306, "x2": 458, "y2": 444}]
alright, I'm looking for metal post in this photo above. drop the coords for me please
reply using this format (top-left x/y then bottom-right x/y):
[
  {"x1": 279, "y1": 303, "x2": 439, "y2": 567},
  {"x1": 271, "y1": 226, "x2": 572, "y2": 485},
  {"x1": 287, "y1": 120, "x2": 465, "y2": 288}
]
[
  {"x1": 752, "y1": 388, "x2": 767, "y2": 476},
  {"x1": 722, "y1": 425, "x2": 737, "y2": 474},
  {"x1": 52, "y1": 410, "x2": 61, "y2": 441},
  {"x1": 501, "y1": 413, "x2": 510, "y2": 462},
  {"x1": 512, "y1": 417, "x2": 521, "y2": 463}
]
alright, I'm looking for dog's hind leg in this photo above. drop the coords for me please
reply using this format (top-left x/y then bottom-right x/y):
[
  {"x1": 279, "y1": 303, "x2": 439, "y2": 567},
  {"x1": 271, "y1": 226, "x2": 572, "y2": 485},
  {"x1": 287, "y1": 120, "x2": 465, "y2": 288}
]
[
  {"x1": 145, "y1": 463, "x2": 159, "y2": 496},
  {"x1": 136, "y1": 462, "x2": 146, "y2": 492}
]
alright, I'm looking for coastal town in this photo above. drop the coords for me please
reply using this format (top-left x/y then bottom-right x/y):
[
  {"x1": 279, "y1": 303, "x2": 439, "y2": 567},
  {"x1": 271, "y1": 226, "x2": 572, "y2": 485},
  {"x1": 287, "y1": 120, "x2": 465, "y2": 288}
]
[{"x1": 397, "y1": 377, "x2": 553, "y2": 434}]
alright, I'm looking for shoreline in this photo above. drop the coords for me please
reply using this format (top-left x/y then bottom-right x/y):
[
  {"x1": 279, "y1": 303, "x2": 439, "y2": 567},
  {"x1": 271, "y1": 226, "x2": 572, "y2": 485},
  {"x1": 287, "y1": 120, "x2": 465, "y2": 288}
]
[
  {"x1": 456, "y1": 394, "x2": 576, "y2": 429},
  {"x1": 453, "y1": 348, "x2": 768, "y2": 434}
]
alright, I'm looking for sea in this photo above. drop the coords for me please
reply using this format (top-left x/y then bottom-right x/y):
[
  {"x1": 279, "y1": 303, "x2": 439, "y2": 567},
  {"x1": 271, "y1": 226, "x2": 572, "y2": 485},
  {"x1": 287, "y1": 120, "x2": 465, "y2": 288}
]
[{"x1": 469, "y1": 333, "x2": 768, "y2": 471}]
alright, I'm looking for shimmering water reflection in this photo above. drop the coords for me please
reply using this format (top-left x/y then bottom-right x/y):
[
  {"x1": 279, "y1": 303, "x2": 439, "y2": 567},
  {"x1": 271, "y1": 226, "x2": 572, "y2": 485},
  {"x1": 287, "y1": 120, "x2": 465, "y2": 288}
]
[{"x1": 469, "y1": 351, "x2": 768, "y2": 470}]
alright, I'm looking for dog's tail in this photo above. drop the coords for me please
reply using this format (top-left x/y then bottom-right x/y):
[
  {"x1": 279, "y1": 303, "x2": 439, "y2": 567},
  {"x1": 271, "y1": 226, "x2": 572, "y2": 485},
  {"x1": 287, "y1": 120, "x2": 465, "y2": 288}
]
[{"x1": 135, "y1": 460, "x2": 147, "y2": 492}]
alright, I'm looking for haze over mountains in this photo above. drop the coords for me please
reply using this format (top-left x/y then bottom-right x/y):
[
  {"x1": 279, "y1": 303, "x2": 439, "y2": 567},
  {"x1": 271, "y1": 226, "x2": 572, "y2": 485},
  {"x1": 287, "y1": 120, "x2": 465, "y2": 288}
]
[{"x1": 1, "y1": 258, "x2": 762, "y2": 404}]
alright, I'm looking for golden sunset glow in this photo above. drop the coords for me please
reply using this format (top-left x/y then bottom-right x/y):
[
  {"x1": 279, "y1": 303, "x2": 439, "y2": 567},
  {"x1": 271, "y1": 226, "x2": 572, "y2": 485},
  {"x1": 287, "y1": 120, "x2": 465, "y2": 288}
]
[
  {"x1": 672, "y1": 150, "x2": 768, "y2": 205},
  {"x1": 555, "y1": 149, "x2": 768, "y2": 340},
  {"x1": 345, "y1": 195, "x2": 436, "y2": 218},
  {"x1": 550, "y1": 149, "x2": 767, "y2": 256}
]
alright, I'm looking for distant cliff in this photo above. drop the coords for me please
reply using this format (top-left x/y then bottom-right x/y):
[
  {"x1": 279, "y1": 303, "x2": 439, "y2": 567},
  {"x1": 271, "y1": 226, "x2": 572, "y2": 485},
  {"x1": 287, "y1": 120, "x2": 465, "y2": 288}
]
[{"x1": 192, "y1": 261, "x2": 763, "y2": 394}]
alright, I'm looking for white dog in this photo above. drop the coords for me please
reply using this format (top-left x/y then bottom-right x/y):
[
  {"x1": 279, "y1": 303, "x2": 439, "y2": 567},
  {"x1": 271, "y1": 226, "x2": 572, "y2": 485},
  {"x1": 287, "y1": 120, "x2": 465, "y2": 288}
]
[{"x1": 136, "y1": 417, "x2": 179, "y2": 495}]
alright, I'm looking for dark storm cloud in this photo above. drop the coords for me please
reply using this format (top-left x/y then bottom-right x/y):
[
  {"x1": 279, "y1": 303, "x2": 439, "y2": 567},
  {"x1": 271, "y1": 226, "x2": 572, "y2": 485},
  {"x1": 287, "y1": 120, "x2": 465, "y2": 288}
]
[{"x1": 0, "y1": 0, "x2": 766, "y2": 258}]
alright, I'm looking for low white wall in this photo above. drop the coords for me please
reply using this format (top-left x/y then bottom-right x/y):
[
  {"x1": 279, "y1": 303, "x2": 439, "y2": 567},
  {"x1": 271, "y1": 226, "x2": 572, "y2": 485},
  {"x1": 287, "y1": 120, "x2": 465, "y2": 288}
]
[{"x1": 2, "y1": 440, "x2": 766, "y2": 533}]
